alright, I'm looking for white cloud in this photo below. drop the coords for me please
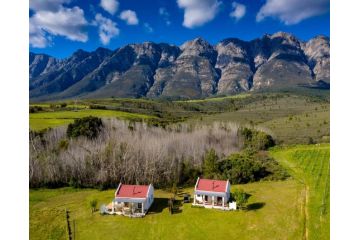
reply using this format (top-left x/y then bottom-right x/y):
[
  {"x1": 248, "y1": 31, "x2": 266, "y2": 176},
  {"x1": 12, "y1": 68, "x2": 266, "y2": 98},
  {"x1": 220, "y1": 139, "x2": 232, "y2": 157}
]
[
  {"x1": 100, "y1": 0, "x2": 119, "y2": 15},
  {"x1": 177, "y1": 0, "x2": 222, "y2": 28},
  {"x1": 119, "y1": 10, "x2": 139, "y2": 25},
  {"x1": 159, "y1": 7, "x2": 171, "y2": 26},
  {"x1": 29, "y1": 5, "x2": 88, "y2": 48},
  {"x1": 256, "y1": 0, "x2": 329, "y2": 25},
  {"x1": 144, "y1": 23, "x2": 153, "y2": 33},
  {"x1": 94, "y1": 14, "x2": 120, "y2": 45},
  {"x1": 230, "y1": 2, "x2": 246, "y2": 21}
]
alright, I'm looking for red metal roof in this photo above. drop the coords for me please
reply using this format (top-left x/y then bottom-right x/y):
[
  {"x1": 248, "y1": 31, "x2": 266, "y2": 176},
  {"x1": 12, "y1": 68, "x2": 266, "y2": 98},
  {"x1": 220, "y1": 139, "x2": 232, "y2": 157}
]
[
  {"x1": 196, "y1": 179, "x2": 228, "y2": 193},
  {"x1": 116, "y1": 184, "x2": 149, "y2": 198}
]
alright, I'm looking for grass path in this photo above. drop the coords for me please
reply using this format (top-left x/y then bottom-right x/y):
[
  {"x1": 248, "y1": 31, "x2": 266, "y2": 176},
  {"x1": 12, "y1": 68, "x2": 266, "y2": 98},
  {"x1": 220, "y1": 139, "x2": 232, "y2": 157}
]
[{"x1": 270, "y1": 144, "x2": 330, "y2": 240}]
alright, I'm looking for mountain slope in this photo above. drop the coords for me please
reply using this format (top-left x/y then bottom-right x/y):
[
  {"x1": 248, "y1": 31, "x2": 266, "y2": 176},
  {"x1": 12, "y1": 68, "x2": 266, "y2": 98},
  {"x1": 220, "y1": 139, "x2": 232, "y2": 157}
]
[{"x1": 30, "y1": 32, "x2": 330, "y2": 100}]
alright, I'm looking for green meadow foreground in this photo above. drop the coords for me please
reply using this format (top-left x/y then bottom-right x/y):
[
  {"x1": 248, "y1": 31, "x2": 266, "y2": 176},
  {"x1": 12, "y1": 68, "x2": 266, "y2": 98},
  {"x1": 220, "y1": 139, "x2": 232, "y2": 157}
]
[
  {"x1": 270, "y1": 144, "x2": 330, "y2": 240},
  {"x1": 30, "y1": 144, "x2": 329, "y2": 240},
  {"x1": 30, "y1": 181, "x2": 302, "y2": 240}
]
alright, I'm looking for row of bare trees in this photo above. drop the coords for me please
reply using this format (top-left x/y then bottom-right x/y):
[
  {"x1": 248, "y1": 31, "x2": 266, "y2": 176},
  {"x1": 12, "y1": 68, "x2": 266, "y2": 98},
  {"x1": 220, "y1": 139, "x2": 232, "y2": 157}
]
[{"x1": 30, "y1": 119, "x2": 243, "y2": 188}]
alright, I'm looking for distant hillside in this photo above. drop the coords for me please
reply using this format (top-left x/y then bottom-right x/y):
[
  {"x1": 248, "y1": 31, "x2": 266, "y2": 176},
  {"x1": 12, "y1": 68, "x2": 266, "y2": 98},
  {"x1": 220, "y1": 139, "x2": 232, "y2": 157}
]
[{"x1": 30, "y1": 32, "x2": 329, "y2": 101}]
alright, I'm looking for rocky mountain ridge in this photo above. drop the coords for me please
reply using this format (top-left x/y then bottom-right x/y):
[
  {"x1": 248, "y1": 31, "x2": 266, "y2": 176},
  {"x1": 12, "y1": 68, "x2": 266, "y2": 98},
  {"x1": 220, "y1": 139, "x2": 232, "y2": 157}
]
[{"x1": 30, "y1": 32, "x2": 330, "y2": 100}]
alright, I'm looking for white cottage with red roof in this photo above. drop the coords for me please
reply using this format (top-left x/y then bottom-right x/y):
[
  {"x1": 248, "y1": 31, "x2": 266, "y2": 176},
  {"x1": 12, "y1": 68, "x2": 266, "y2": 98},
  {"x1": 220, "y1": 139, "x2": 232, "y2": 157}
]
[
  {"x1": 193, "y1": 178, "x2": 231, "y2": 210},
  {"x1": 111, "y1": 183, "x2": 154, "y2": 217}
]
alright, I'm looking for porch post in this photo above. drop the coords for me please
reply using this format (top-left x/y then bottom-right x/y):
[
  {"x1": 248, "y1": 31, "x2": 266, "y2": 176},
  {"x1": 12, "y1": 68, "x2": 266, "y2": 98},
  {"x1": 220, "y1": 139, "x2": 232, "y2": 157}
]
[
  {"x1": 142, "y1": 202, "x2": 144, "y2": 214},
  {"x1": 212, "y1": 196, "x2": 214, "y2": 207},
  {"x1": 193, "y1": 192, "x2": 196, "y2": 204},
  {"x1": 202, "y1": 195, "x2": 205, "y2": 206},
  {"x1": 222, "y1": 197, "x2": 224, "y2": 209}
]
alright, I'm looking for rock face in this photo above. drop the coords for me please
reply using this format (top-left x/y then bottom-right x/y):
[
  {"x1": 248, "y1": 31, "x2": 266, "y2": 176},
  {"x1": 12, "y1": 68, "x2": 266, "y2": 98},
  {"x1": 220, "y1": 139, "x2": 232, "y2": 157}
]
[
  {"x1": 252, "y1": 32, "x2": 315, "y2": 90},
  {"x1": 29, "y1": 32, "x2": 330, "y2": 100},
  {"x1": 303, "y1": 35, "x2": 330, "y2": 85},
  {"x1": 215, "y1": 38, "x2": 253, "y2": 94}
]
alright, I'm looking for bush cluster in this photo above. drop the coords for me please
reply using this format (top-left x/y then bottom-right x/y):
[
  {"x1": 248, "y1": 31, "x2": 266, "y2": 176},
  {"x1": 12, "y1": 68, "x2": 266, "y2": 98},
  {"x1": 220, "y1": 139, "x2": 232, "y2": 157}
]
[
  {"x1": 66, "y1": 116, "x2": 103, "y2": 139},
  {"x1": 29, "y1": 106, "x2": 43, "y2": 113},
  {"x1": 202, "y1": 149, "x2": 288, "y2": 184},
  {"x1": 240, "y1": 128, "x2": 275, "y2": 151}
]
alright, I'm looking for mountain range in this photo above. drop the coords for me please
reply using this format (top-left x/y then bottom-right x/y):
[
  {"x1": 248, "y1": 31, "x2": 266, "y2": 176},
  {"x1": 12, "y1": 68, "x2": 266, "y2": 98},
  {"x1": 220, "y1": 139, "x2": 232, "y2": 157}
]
[{"x1": 29, "y1": 32, "x2": 329, "y2": 100}]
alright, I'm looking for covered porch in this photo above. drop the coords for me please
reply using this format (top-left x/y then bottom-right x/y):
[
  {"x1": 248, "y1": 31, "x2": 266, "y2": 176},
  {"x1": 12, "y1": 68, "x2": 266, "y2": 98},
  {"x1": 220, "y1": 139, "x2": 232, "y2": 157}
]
[
  {"x1": 110, "y1": 198, "x2": 146, "y2": 217},
  {"x1": 192, "y1": 192, "x2": 229, "y2": 210}
]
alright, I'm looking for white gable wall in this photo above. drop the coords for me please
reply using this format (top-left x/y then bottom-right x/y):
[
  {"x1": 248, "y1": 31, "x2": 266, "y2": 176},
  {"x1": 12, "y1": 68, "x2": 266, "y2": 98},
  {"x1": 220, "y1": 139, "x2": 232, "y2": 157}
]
[{"x1": 144, "y1": 184, "x2": 154, "y2": 211}]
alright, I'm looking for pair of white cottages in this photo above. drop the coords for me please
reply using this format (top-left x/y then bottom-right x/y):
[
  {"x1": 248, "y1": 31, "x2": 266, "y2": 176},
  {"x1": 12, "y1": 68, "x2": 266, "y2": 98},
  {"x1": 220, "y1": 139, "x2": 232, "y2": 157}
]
[{"x1": 110, "y1": 178, "x2": 231, "y2": 217}]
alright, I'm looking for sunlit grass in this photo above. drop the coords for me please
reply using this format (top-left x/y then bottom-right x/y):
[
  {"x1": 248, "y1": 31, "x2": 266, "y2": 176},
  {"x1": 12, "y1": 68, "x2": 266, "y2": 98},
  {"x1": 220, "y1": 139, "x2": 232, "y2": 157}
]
[
  {"x1": 29, "y1": 109, "x2": 156, "y2": 130},
  {"x1": 270, "y1": 144, "x2": 330, "y2": 240}
]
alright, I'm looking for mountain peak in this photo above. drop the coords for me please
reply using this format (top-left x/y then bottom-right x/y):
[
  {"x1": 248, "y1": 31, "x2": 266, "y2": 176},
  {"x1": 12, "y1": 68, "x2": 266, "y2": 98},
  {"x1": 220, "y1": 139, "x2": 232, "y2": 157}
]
[
  {"x1": 180, "y1": 37, "x2": 211, "y2": 50},
  {"x1": 30, "y1": 32, "x2": 330, "y2": 101}
]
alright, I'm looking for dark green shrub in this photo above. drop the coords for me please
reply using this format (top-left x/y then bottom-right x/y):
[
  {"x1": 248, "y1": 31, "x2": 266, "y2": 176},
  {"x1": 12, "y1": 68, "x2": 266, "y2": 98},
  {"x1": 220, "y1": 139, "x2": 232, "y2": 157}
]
[
  {"x1": 179, "y1": 161, "x2": 201, "y2": 185},
  {"x1": 232, "y1": 189, "x2": 249, "y2": 210},
  {"x1": 219, "y1": 150, "x2": 288, "y2": 184},
  {"x1": 203, "y1": 149, "x2": 220, "y2": 179},
  {"x1": 89, "y1": 104, "x2": 107, "y2": 110},
  {"x1": 240, "y1": 128, "x2": 275, "y2": 151},
  {"x1": 29, "y1": 106, "x2": 43, "y2": 113},
  {"x1": 66, "y1": 116, "x2": 103, "y2": 139}
]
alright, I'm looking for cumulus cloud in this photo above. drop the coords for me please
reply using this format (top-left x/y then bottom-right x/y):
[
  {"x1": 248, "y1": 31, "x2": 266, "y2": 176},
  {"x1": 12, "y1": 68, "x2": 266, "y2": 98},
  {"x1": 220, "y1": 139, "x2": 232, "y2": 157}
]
[
  {"x1": 256, "y1": 0, "x2": 329, "y2": 25},
  {"x1": 230, "y1": 2, "x2": 246, "y2": 21},
  {"x1": 100, "y1": 0, "x2": 119, "y2": 15},
  {"x1": 29, "y1": 2, "x2": 88, "y2": 48},
  {"x1": 177, "y1": 0, "x2": 222, "y2": 28},
  {"x1": 94, "y1": 14, "x2": 120, "y2": 45},
  {"x1": 159, "y1": 7, "x2": 171, "y2": 26},
  {"x1": 144, "y1": 23, "x2": 153, "y2": 33},
  {"x1": 119, "y1": 10, "x2": 139, "y2": 25}
]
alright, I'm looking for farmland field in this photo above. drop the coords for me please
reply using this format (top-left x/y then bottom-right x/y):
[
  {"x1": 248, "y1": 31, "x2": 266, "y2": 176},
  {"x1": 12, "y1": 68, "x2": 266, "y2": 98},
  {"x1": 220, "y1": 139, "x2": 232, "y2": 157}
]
[
  {"x1": 191, "y1": 95, "x2": 330, "y2": 144},
  {"x1": 270, "y1": 144, "x2": 330, "y2": 240},
  {"x1": 29, "y1": 109, "x2": 155, "y2": 130},
  {"x1": 30, "y1": 180, "x2": 303, "y2": 240}
]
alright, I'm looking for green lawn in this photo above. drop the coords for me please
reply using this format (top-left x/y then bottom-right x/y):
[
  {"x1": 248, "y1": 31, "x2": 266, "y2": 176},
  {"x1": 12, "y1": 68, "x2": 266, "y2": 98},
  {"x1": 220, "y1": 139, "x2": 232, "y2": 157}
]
[
  {"x1": 30, "y1": 180, "x2": 303, "y2": 240},
  {"x1": 29, "y1": 109, "x2": 156, "y2": 130},
  {"x1": 270, "y1": 144, "x2": 330, "y2": 240}
]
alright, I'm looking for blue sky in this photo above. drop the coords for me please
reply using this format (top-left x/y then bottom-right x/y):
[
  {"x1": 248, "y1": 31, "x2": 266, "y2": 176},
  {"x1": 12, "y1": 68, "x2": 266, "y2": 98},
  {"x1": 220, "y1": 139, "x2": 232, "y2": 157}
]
[{"x1": 29, "y1": 0, "x2": 330, "y2": 58}]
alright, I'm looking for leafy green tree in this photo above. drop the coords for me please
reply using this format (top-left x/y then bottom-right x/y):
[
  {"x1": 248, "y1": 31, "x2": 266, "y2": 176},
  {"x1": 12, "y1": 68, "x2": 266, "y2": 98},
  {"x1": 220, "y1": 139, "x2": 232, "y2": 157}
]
[
  {"x1": 203, "y1": 149, "x2": 220, "y2": 178},
  {"x1": 240, "y1": 128, "x2": 275, "y2": 151},
  {"x1": 232, "y1": 189, "x2": 248, "y2": 210},
  {"x1": 67, "y1": 116, "x2": 103, "y2": 139},
  {"x1": 220, "y1": 151, "x2": 264, "y2": 183}
]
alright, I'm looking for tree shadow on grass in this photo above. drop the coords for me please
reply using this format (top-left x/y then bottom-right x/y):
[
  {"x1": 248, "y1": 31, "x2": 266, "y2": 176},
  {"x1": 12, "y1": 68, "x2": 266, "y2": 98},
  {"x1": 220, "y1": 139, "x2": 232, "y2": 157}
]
[
  {"x1": 147, "y1": 198, "x2": 168, "y2": 215},
  {"x1": 246, "y1": 202, "x2": 265, "y2": 211},
  {"x1": 172, "y1": 199, "x2": 183, "y2": 214}
]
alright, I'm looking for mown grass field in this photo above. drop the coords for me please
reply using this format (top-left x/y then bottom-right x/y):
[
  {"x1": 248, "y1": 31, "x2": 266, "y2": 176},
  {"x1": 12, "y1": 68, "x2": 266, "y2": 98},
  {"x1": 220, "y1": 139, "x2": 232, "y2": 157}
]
[
  {"x1": 30, "y1": 180, "x2": 303, "y2": 240},
  {"x1": 29, "y1": 109, "x2": 155, "y2": 130},
  {"x1": 270, "y1": 144, "x2": 330, "y2": 240}
]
